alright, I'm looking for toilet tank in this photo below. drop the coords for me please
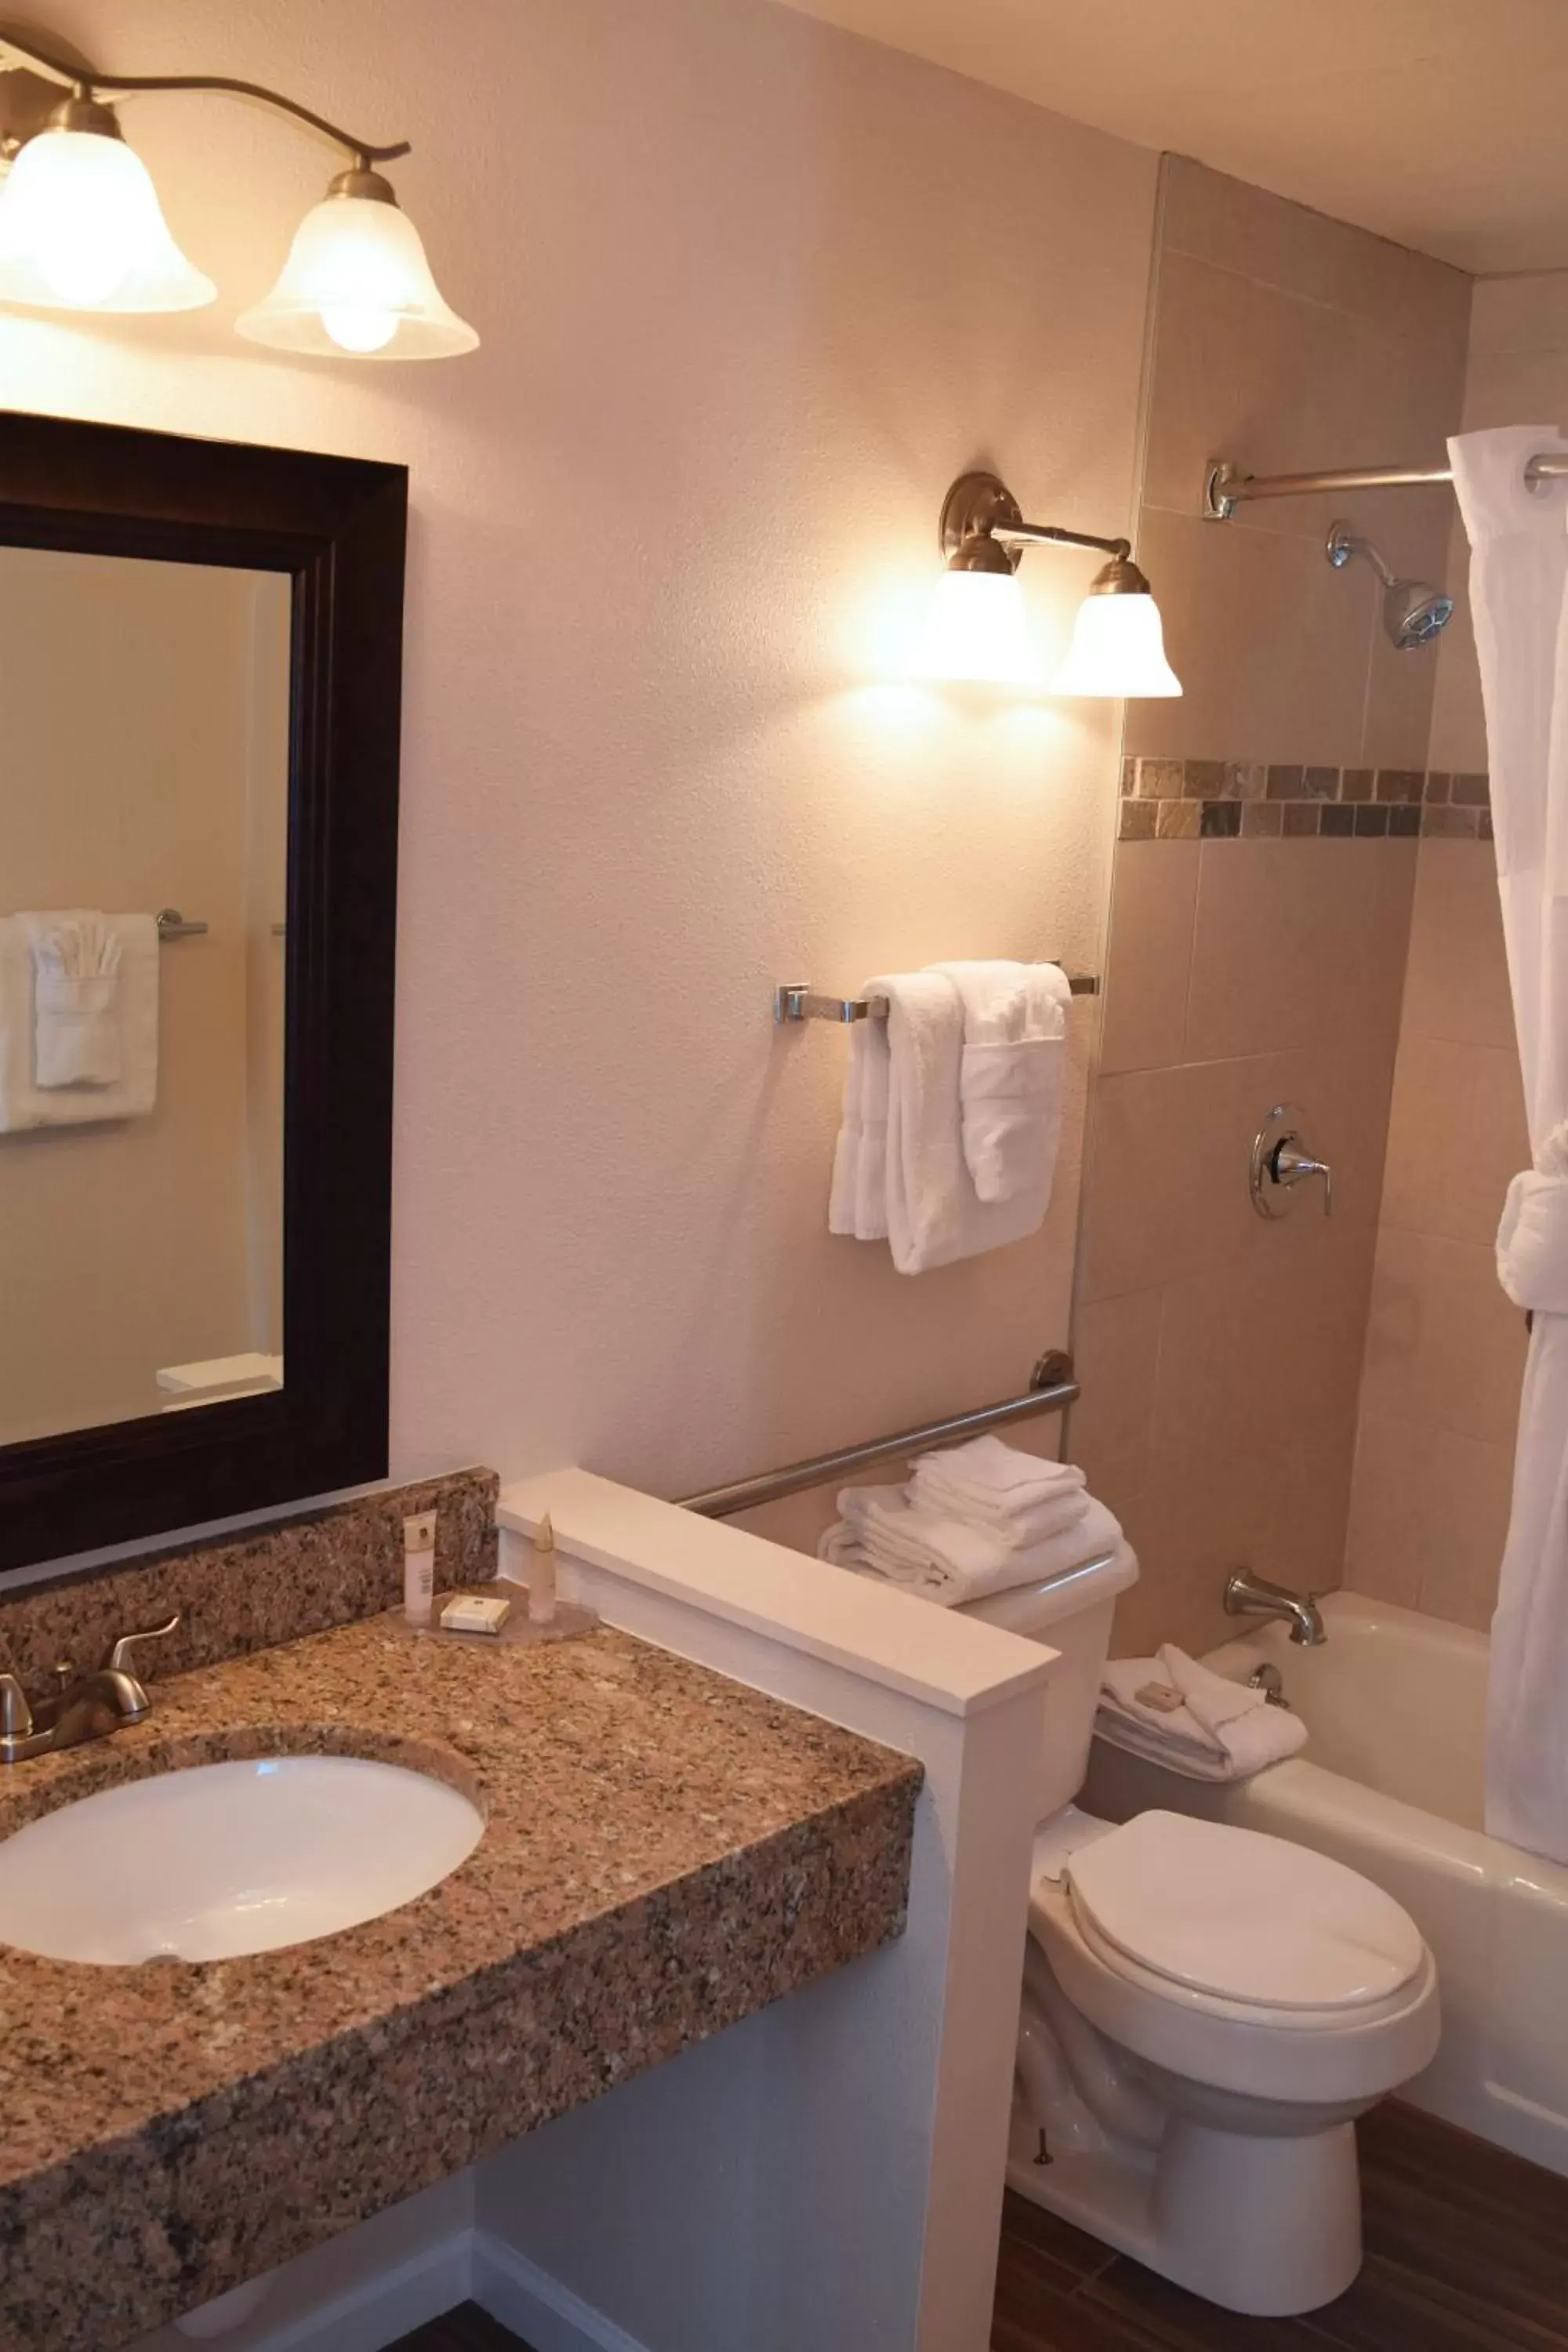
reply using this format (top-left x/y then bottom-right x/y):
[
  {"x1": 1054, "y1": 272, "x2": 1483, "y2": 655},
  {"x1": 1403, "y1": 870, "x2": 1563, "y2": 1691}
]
[{"x1": 963, "y1": 1547, "x2": 1138, "y2": 1819}]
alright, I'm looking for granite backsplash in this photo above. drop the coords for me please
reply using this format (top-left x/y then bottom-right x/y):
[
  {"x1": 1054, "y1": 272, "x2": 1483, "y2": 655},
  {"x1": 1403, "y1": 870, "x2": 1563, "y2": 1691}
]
[{"x1": 0, "y1": 1469, "x2": 498, "y2": 1694}]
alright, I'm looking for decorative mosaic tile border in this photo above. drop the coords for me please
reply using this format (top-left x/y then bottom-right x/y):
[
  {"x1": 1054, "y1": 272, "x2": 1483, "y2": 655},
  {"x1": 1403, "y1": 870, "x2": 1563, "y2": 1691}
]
[
  {"x1": 1119, "y1": 759, "x2": 1493, "y2": 843},
  {"x1": 0, "y1": 1468, "x2": 499, "y2": 1691}
]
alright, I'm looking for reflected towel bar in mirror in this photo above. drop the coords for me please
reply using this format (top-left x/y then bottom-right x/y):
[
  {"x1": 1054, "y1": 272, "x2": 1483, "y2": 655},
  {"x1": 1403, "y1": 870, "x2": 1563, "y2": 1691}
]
[
  {"x1": 677, "y1": 1349, "x2": 1079, "y2": 1518},
  {"x1": 775, "y1": 971, "x2": 1098, "y2": 1024},
  {"x1": 154, "y1": 908, "x2": 209, "y2": 941}
]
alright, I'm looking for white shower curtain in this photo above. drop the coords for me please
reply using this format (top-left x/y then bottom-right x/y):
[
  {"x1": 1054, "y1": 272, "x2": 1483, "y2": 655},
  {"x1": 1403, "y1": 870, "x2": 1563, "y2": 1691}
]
[{"x1": 1451, "y1": 425, "x2": 1568, "y2": 1862}]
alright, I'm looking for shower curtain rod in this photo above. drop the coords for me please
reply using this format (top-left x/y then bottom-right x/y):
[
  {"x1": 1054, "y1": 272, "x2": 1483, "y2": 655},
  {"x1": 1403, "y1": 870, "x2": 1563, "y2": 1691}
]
[{"x1": 1205, "y1": 452, "x2": 1568, "y2": 521}]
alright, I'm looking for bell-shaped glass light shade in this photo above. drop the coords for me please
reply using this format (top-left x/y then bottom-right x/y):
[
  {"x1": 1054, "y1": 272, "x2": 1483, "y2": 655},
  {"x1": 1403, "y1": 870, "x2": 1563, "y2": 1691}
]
[
  {"x1": 237, "y1": 194, "x2": 478, "y2": 361},
  {"x1": 1050, "y1": 590, "x2": 1182, "y2": 698},
  {"x1": 920, "y1": 567, "x2": 1035, "y2": 685},
  {"x1": 0, "y1": 128, "x2": 215, "y2": 313}
]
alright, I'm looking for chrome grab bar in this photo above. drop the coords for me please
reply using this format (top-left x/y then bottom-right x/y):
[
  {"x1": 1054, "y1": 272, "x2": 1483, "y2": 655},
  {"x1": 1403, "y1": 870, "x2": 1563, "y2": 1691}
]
[{"x1": 677, "y1": 1351, "x2": 1078, "y2": 1519}]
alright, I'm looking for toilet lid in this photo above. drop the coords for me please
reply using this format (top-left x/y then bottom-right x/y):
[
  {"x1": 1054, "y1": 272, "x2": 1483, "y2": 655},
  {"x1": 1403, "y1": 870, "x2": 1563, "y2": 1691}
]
[{"x1": 1065, "y1": 1811, "x2": 1425, "y2": 2012}]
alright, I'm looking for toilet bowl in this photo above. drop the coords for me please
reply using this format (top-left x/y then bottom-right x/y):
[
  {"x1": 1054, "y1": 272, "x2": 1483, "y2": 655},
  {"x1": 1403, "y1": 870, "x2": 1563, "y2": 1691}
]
[{"x1": 956, "y1": 1552, "x2": 1440, "y2": 2316}]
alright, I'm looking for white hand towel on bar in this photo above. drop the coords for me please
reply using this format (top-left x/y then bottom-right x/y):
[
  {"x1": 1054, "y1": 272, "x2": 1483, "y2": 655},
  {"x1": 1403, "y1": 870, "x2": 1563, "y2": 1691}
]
[
  {"x1": 828, "y1": 971, "x2": 1060, "y2": 1274},
  {"x1": 0, "y1": 912, "x2": 158, "y2": 1132},
  {"x1": 819, "y1": 1490, "x2": 1120, "y2": 1606},
  {"x1": 931, "y1": 960, "x2": 1072, "y2": 1203},
  {"x1": 26, "y1": 914, "x2": 123, "y2": 1087},
  {"x1": 1095, "y1": 1644, "x2": 1307, "y2": 1782}
]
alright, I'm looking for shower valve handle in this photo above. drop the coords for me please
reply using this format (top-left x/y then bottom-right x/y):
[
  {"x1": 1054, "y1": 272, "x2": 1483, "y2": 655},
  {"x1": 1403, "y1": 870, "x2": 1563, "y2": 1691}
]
[{"x1": 1270, "y1": 1138, "x2": 1334, "y2": 1215}]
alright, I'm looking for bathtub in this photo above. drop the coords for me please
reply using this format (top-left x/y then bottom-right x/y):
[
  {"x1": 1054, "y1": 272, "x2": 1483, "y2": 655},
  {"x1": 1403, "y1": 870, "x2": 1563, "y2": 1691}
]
[{"x1": 1081, "y1": 1591, "x2": 1568, "y2": 2176}]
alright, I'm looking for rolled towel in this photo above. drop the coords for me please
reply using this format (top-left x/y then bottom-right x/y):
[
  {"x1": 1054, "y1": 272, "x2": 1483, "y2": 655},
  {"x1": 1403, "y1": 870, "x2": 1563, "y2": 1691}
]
[
  {"x1": 1094, "y1": 1643, "x2": 1307, "y2": 1783},
  {"x1": 820, "y1": 1490, "x2": 1122, "y2": 1607},
  {"x1": 909, "y1": 1433, "x2": 1087, "y2": 1525}
]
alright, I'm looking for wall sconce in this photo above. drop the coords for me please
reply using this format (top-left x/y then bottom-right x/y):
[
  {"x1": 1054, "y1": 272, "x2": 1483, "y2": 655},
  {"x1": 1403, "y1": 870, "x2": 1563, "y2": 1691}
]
[
  {"x1": 0, "y1": 26, "x2": 477, "y2": 360},
  {"x1": 923, "y1": 472, "x2": 1181, "y2": 697}
]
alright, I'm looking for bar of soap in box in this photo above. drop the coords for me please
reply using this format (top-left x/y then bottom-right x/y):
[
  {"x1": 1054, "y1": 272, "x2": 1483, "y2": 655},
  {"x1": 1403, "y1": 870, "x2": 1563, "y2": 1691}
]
[{"x1": 439, "y1": 1592, "x2": 513, "y2": 1636}]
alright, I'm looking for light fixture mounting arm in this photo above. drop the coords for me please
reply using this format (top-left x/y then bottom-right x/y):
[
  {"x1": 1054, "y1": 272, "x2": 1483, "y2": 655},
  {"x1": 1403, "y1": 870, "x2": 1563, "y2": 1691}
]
[
  {"x1": 938, "y1": 470, "x2": 1131, "y2": 575},
  {"x1": 0, "y1": 22, "x2": 412, "y2": 167}
]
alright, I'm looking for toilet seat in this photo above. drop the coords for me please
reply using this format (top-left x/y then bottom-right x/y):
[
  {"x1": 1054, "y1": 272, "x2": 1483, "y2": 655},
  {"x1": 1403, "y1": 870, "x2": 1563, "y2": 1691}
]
[{"x1": 1065, "y1": 1810, "x2": 1424, "y2": 2013}]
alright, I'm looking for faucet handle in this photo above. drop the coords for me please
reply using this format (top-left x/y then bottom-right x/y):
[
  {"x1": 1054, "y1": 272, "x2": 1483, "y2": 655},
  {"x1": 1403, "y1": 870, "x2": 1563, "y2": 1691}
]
[
  {"x1": 100, "y1": 1614, "x2": 180, "y2": 1675},
  {"x1": 0, "y1": 1674, "x2": 33, "y2": 1740}
]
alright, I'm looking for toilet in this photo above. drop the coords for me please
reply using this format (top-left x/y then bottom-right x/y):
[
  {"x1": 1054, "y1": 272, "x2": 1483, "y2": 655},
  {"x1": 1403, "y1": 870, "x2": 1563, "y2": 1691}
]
[{"x1": 960, "y1": 1552, "x2": 1439, "y2": 2318}]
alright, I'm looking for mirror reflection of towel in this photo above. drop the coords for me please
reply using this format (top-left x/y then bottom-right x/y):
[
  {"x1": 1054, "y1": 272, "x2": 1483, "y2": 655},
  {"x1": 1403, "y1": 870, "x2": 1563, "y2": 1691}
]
[
  {"x1": 0, "y1": 913, "x2": 159, "y2": 1131},
  {"x1": 31, "y1": 916, "x2": 123, "y2": 1087}
]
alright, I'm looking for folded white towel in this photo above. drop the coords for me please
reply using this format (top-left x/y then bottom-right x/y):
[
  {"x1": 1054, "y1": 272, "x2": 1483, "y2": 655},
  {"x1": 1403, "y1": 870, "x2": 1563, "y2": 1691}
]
[
  {"x1": 26, "y1": 914, "x2": 123, "y2": 1087},
  {"x1": 910, "y1": 1432, "x2": 1087, "y2": 1527},
  {"x1": 820, "y1": 1490, "x2": 1122, "y2": 1606},
  {"x1": 931, "y1": 960, "x2": 1072, "y2": 1204},
  {"x1": 828, "y1": 971, "x2": 1061, "y2": 1275},
  {"x1": 0, "y1": 913, "x2": 159, "y2": 1132},
  {"x1": 1094, "y1": 1644, "x2": 1308, "y2": 1782}
]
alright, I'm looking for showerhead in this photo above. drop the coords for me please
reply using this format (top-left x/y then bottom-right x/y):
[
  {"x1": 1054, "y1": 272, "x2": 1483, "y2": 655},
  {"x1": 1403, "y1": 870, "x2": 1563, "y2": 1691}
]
[{"x1": 1326, "y1": 521, "x2": 1454, "y2": 651}]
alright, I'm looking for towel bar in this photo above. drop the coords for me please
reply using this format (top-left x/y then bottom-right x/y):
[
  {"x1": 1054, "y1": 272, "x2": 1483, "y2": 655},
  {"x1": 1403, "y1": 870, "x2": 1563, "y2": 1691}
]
[
  {"x1": 775, "y1": 972, "x2": 1098, "y2": 1023},
  {"x1": 677, "y1": 1349, "x2": 1078, "y2": 1519}
]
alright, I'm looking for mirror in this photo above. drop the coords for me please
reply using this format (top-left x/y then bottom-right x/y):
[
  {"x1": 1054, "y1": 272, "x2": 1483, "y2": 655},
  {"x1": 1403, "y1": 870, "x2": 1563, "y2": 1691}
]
[
  {"x1": 0, "y1": 412, "x2": 406, "y2": 1573},
  {"x1": 0, "y1": 548, "x2": 290, "y2": 1446}
]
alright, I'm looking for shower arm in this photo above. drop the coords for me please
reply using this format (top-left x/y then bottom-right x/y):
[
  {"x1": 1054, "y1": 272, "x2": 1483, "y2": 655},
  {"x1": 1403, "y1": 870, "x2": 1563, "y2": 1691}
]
[
  {"x1": 1329, "y1": 527, "x2": 1396, "y2": 590},
  {"x1": 1205, "y1": 452, "x2": 1568, "y2": 521}
]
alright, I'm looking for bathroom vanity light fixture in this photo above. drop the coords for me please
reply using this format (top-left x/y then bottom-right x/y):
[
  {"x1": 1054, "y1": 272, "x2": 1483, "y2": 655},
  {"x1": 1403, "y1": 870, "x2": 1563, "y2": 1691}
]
[
  {"x1": 0, "y1": 24, "x2": 477, "y2": 358},
  {"x1": 923, "y1": 471, "x2": 1181, "y2": 696}
]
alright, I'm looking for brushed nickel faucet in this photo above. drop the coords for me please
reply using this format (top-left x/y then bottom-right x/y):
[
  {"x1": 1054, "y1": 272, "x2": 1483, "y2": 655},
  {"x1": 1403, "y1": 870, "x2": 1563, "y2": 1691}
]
[
  {"x1": 1223, "y1": 1570, "x2": 1325, "y2": 1648},
  {"x1": 0, "y1": 1616, "x2": 180, "y2": 1766}
]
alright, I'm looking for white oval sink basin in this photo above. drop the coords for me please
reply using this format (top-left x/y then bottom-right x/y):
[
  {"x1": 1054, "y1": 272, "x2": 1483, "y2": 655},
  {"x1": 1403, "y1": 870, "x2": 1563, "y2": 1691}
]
[{"x1": 0, "y1": 1755, "x2": 485, "y2": 1965}]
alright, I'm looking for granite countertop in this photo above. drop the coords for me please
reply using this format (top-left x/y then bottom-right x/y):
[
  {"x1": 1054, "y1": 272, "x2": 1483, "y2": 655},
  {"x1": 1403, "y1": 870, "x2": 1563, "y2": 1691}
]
[{"x1": 0, "y1": 1610, "x2": 922, "y2": 2352}]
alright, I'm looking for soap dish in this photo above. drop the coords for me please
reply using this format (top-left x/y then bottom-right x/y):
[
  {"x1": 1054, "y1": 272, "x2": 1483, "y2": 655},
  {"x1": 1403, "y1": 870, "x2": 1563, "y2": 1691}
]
[{"x1": 400, "y1": 1577, "x2": 598, "y2": 1649}]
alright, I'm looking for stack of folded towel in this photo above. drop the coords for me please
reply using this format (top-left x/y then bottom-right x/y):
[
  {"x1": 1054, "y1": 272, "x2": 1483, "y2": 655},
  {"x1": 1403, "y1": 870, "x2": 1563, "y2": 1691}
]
[
  {"x1": 818, "y1": 1432, "x2": 1123, "y2": 1606},
  {"x1": 1096, "y1": 1645, "x2": 1308, "y2": 1783}
]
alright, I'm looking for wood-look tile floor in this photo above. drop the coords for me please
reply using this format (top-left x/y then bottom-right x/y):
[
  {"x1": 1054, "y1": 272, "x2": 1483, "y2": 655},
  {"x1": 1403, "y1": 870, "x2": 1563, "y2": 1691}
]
[
  {"x1": 388, "y1": 2101, "x2": 1568, "y2": 2352},
  {"x1": 995, "y1": 2100, "x2": 1568, "y2": 2350}
]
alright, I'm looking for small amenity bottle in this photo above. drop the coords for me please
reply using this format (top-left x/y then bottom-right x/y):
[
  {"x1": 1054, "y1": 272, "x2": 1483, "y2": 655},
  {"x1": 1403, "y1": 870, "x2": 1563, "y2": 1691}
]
[
  {"x1": 404, "y1": 1509, "x2": 437, "y2": 1626},
  {"x1": 528, "y1": 1512, "x2": 557, "y2": 1627}
]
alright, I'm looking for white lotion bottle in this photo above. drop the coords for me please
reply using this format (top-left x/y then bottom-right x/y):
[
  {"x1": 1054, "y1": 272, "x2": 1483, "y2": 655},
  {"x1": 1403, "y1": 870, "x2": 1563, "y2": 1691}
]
[
  {"x1": 528, "y1": 1512, "x2": 557, "y2": 1627},
  {"x1": 404, "y1": 1509, "x2": 437, "y2": 1626}
]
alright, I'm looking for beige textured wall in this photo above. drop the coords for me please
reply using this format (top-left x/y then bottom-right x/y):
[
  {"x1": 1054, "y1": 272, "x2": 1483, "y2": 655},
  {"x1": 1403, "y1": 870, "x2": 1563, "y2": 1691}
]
[
  {"x1": 1073, "y1": 160, "x2": 1471, "y2": 1658},
  {"x1": 0, "y1": 0, "x2": 1160, "y2": 1548},
  {"x1": 1345, "y1": 274, "x2": 1559, "y2": 1628},
  {"x1": 0, "y1": 550, "x2": 288, "y2": 1443}
]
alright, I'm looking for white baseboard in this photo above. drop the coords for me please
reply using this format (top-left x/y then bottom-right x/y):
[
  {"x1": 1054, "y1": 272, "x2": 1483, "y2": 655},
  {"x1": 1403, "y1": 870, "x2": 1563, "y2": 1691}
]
[
  {"x1": 231, "y1": 2230, "x2": 474, "y2": 2352},
  {"x1": 474, "y1": 2230, "x2": 651, "y2": 2352}
]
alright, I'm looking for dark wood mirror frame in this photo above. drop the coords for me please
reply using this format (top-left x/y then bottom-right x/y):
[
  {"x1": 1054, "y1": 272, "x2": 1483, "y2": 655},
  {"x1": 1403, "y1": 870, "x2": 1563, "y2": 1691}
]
[{"x1": 0, "y1": 411, "x2": 406, "y2": 1575}]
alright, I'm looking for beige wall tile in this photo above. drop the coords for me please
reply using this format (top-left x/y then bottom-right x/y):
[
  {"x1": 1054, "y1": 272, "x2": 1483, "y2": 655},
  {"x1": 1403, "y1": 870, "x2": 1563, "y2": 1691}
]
[
  {"x1": 1470, "y1": 272, "x2": 1568, "y2": 357},
  {"x1": 1125, "y1": 508, "x2": 1375, "y2": 766},
  {"x1": 1113, "y1": 1236, "x2": 1374, "y2": 1650},
  {"x1": 1082, "y1": 1040, "x2": 1395, "y2": 1302},
  {"x1": 1142, "y1": 254, "x2": 1380, "y2": 538},
  {"x1": 1068, "y1": 1287, "x2": 1161, "y2": 1507},
  {"x1": 1099, "y1": 841, "x2": 1199, "y2": 1075},
  {"x1": 1401, "y1": 842, "x2": 1515, "y2": 1049},
  {"x1": 1428, "y1": 510, "x2": 1488, "y2": 777},
  {"x1": 1360, "y1": 1225, "x2": 1527, "y2": 1448},
  {"x1": 1344, "y1": 1411, "x2": 1512, "y2": 1632},
  {"x1": 1159, "y1": 158, "x2": 1471, "y2": 352},
  {"x1": 1381, "y1": 1033, "x2": 1528, "y2": 1245},
  {"x1": 1184, "y1": 839, "x2": 1417, "y2": 1062}
]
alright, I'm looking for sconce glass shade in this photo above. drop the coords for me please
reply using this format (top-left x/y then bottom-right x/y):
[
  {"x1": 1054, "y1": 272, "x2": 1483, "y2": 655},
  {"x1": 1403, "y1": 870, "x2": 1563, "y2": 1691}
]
[
  {"x1": 1050, "y1": 588, "x2": 1182, "y2": 698},
  {"x1": 0, "y1": 126, "x2": 215, "y2": 313},
  {"x1": 237, "y1": 187, "x2": 479, "y2": 361},
  {"x1": 920, "y1": 567, "x2": 1035, "y2": 685}
]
